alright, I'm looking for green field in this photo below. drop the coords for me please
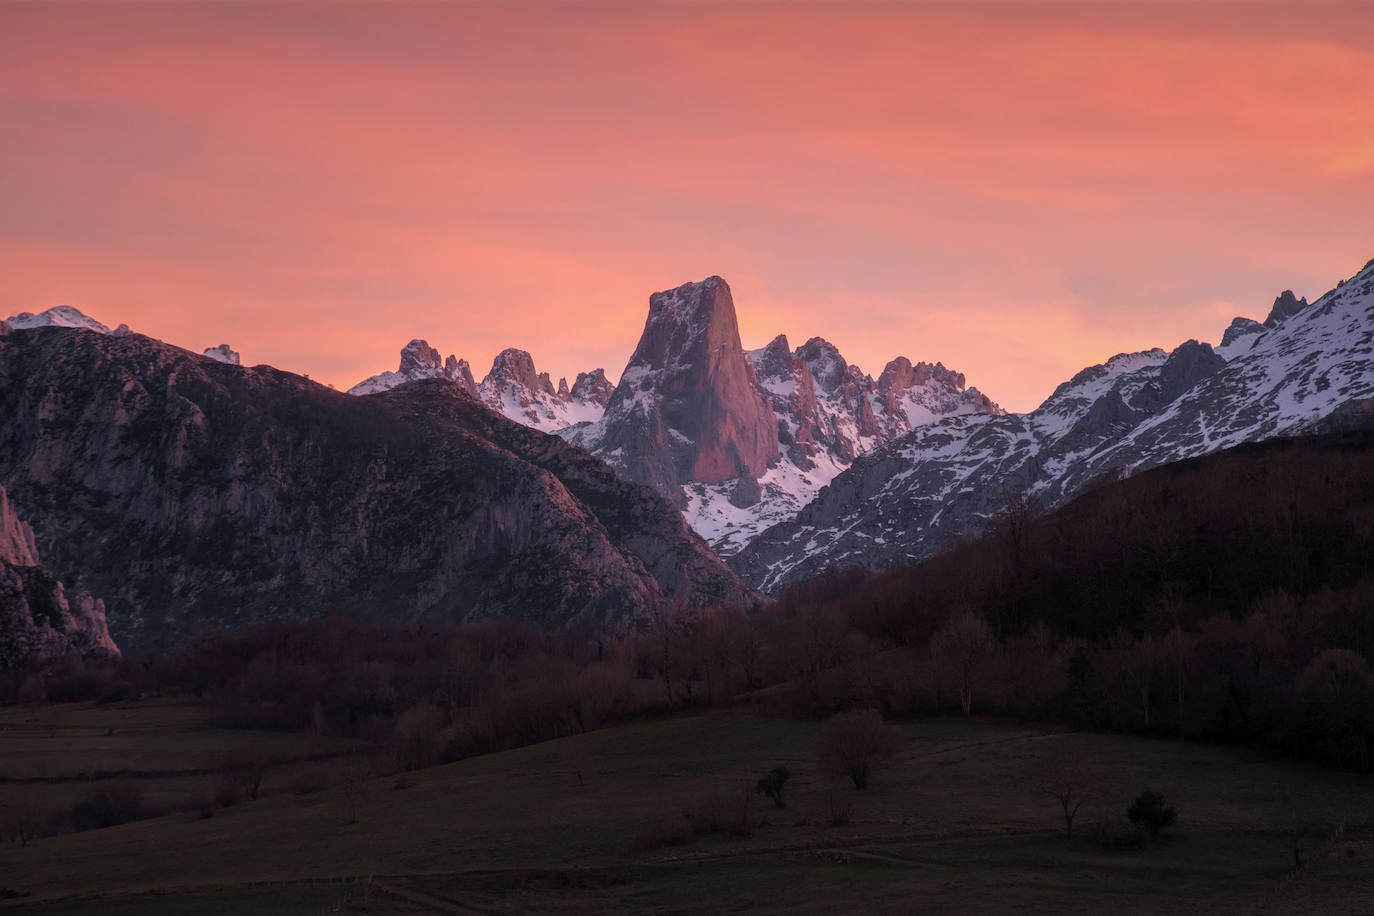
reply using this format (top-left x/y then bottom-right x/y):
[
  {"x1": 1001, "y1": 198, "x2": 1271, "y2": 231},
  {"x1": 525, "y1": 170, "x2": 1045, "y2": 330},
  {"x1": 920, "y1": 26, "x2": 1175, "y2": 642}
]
[{"x1": 1, "y1": 703, "x2": 1370, "y2": 914}]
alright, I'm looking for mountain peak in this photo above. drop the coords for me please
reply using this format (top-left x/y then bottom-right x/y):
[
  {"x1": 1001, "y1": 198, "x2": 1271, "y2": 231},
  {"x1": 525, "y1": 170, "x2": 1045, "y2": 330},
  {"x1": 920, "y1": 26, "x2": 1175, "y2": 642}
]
[
  {"x1": 570, "y1": 368, "x2": 614, "y2": 406},
  {"x1": 1264, "y1": 289, "x2": 1309, "y2": 328},
  {"x1": 487, "y1": 348, "x2": 553, "y2": 396},
  {"x1": 5, "y1": 305, "x2": 116, "y2": 335},
  {"x1": 399, "y1": 339, "x2": 444, "y2": 374}
]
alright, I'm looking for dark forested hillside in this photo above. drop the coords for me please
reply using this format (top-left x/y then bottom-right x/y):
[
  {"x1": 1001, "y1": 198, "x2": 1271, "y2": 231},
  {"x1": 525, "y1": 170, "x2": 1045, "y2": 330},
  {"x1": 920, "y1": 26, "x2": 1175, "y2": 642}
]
[{"x1": 814, "y1": 427, "x2": 1374, "y2": 648}]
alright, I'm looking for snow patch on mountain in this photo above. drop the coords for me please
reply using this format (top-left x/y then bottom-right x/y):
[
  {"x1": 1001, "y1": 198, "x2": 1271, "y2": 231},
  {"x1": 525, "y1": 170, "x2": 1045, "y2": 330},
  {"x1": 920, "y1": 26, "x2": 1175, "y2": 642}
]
[
  {"x1": 203, "y1": 344, "x2": 241, "y2": 366},
  {"x1": 5, "y1": 305, "x2": 128, "y2": 336}
]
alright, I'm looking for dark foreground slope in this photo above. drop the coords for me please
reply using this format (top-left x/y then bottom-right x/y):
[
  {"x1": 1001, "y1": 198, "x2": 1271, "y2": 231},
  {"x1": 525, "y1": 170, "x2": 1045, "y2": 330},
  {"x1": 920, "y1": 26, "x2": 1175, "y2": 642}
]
[{"x1": 0, "y1": 328, "x2": 753, "y2": 652}]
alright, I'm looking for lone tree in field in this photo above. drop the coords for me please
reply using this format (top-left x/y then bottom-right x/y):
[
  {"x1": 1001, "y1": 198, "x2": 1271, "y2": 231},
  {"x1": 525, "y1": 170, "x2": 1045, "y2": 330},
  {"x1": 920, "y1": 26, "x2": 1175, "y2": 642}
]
[
  {"x1": 755, "y1": 766, "x2": 791, "y2": 808},
  {"x1": 1128, "y1": 789, "x2": 1177, "y2": 841},
  {"x1": 1034, "y1": 741, "x2": 1094, "y2": 839},
  {"x1": 818, "y1": 709, "x2": 903, "y2": 790}
]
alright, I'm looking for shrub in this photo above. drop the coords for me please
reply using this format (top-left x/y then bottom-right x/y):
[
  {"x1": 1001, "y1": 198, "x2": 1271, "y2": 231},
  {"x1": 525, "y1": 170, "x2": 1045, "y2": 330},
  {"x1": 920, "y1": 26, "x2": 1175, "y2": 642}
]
[
  {"x1": 1128, "y1": 789, "x2": 1177, "y2": 841},
  {"x1": 818, "y1": 709, "x2": 903, "y2": 789}
]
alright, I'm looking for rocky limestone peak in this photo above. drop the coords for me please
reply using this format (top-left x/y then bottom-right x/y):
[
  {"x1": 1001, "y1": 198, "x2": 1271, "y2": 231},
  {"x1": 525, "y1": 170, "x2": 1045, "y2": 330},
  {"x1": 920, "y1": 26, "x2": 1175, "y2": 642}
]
[
  {"x1": 795, "y1": 337, "x2": 849, "y2": 392},
  {"x1": 1221, "y1": 317, "x2": 1264, "y2": 348},
  {"x1": 444, "y1": 355, "x2": 477, "y2": 391},
  {"x1": 400, "y1": 339, "x2": 445, "y2": 374},
  {"x1": 877, "y1": 357, "x2": 965, "y2": 394},
  {"x1": 557, "y1": 377, "x2": 570, "y2": 398},
  {"x1": 754, "y1": 334, "x2": 795, "y2": 380},
  {"x1": 203, "y1": 344, "x2": 241, "y2": 366},
  {"x1": 1154, "y1": 340, "x2": 1227, "y2": 404},
  {"x1": 1264, "y1": 290, "x2": 1309, "y2": 328},
  {"x1": 486, "y1": 348, "x2": 554, "y2": 396},
  {"x1": 605, "y1": 276, "x2": 779, "y2": 489},
  {"x1": 570, "y1": 369, "x2": 614, "y2": 406},
  {"x1": 0, "y1": 485, "x2": 40, "y2": 567}
]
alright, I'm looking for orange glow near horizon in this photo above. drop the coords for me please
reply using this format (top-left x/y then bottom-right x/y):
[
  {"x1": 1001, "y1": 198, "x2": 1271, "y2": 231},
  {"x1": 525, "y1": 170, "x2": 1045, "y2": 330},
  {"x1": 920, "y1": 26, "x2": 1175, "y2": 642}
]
[{"x1": 1, "y1": 2, "x2": 1370, "y2": 411}]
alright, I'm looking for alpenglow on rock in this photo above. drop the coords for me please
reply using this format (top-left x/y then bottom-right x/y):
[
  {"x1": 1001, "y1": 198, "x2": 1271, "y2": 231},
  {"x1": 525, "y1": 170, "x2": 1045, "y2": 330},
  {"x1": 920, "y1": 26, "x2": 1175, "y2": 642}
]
[
  {"x1": 731, "y1": 257, "x2": 1374, "y2": 593},
  {"x1": 564, "y1": 277, "x2": 780, "y2": 502},
  {"x1": 0, "y1": 328, "x2": 756, "y2": 652}
]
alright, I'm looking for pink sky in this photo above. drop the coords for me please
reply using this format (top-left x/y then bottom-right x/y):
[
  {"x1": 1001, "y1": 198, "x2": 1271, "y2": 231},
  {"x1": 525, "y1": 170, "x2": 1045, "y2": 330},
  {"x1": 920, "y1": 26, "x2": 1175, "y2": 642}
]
[{"x1": 1, "y1": 2, "x2": 1370, "y2": 411}]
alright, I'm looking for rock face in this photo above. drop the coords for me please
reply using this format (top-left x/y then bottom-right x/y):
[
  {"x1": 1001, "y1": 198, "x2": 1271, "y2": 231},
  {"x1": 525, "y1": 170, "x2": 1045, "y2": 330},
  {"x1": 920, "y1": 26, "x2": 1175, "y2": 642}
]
[
  {"x1": 0, "y1": 485, "x2": 116, "y2": 669},
  {"x1": 563, "y1": 278, "x2": 1002, "y2": 552},
  {"x1": 732, "y1": 258, "x2": 1374, "y2": 593},
  {"x1": 566, "y1": 278, "x2": 779, "y2": 501},
  {"x1": 0, "y1": 329, "x2": 755, "y2": 653},
  {"x1": 203, "y1": 344, "x2": 241, "y2": 366}
]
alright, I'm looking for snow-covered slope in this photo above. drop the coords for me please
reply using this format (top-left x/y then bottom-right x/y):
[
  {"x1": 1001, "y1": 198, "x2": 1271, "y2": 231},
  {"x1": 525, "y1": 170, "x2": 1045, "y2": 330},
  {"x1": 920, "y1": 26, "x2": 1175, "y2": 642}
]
[
  {"x1": 4, "y1": 305, "x2": 127, "y2": 336},
  {"x1": 731, "y1": 258, "x2": 1374, "y2": 593},
  {"x1": 675, "y1": 332, "x2": 1000, "y2": 554}
]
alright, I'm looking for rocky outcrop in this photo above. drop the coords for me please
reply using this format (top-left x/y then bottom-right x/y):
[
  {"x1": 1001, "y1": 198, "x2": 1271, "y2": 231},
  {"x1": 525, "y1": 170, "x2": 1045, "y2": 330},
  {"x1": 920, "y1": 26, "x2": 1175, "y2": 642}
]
[
  {"x1": 203, "y1": 344, "x2": 241, "y2": 366},
  {"x1": 0, "y1": 485, "x2": 116, "y2": 669},
  {"x1": 1221, "y1": 317, "x2": 1264, "y2": 349},
  {"x1": 350, "y1": 341, "x2": 608, "y2": 433},
  {"x1": 568, "y1": 277, "x2": 778, "y2": 500},
  {"x1": 570, "y1": 369, "x2": 614, "y2": 407},
  {"x1": 350, "y1": 339, "x2": 477, "y2": 396},
  {"x1": 0, "y1": 328, "x2": 755, "y2": 652},
  {"x1": 732, "y1": 260, "x2": 1374, "y2": 593},
  {"x1": 1264, "y1": 290, "x2": 1309, "y2": 328}
]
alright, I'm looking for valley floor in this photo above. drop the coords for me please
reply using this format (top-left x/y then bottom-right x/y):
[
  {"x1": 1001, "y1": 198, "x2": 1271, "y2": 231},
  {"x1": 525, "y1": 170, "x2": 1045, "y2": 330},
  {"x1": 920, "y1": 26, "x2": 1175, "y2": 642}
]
[{"x1": 1, "y1": 703, "x2": 1371, "y2": 914}]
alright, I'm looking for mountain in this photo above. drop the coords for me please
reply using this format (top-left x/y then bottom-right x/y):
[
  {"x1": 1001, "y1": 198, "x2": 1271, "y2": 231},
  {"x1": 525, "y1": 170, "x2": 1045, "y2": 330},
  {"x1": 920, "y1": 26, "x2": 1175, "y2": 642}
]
[
  {"x1": 5, "y1": 305, "x2": 238, "y2": 369},
  {"x1": 0, "y1": 327, "x2": 754, "y2": 653},
  {"x1": 346, "y1": 279, "x2": 998, "y2": 553},
  {"x1": 4, "y1": 305, "x2": 128, "y2": 336},
  {"x1": 731, "y1": 257, "x2": 1374, "y2": 593},
  {"x1": 0, "y1": 483, "x2": 116, "y2": 669},
  {"x1": 561, "y1": 277, "x2": 1001, "y2": 553},
  {"x1": 350, "y1": 340, "x2": 610, "y2": 433}
]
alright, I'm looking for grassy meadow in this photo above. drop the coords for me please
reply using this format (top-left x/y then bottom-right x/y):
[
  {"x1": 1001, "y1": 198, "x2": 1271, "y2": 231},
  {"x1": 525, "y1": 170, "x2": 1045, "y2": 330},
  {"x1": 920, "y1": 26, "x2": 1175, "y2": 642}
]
[{"x1": 1, "y1": 702, "x2": 1370, "y2": 914}]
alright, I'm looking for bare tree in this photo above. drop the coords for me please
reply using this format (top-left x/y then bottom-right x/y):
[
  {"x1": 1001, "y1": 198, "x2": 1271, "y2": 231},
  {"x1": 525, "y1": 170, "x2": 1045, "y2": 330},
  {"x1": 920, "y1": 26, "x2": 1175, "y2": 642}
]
[
  {"x1": 1034, "y1": 740, "x2": 1094, "y2": 838},
  {"x1": 818, "y1": 709, "x2": 903, "y2": 789},
  {"x1": 931, "y1": 609, "x2": 996, "y2": 716}
]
